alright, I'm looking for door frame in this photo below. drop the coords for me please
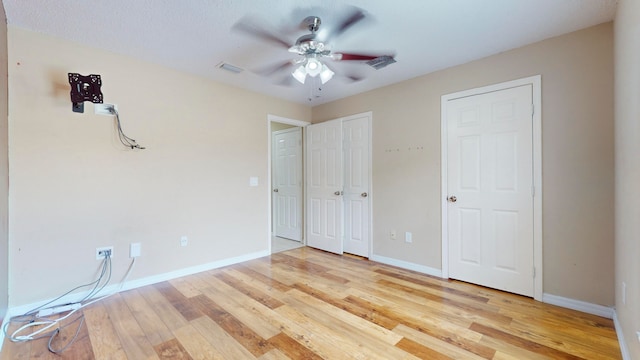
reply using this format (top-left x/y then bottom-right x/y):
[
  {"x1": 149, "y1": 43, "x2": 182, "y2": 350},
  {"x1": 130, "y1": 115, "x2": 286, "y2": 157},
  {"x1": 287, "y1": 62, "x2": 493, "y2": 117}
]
[
  {"x1": 271, "y1": 127, "x2": 303, "y2": 241},
  {"x1": 267, "y1": 114, "x2": 310, "y2": 252},
  {"x1": 440, "y1": 75, "x2": 543, "y2": 301}
]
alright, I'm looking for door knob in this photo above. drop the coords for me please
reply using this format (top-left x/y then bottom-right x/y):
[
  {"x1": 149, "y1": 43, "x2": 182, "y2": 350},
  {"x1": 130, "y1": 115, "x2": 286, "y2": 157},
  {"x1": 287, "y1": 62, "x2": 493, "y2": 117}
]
[
  {"x1": 334, "y1": 191, "x2": 343, "y2": 196},
  {"x1": 361, "y1": 192, "x2": 368, "y2": 197},
  {"x1": 273, "y1": 189, "x2": 278, "y2": 193},
  {"x1": 447, "y1": 195, "x2": 457, "y2": 203}
]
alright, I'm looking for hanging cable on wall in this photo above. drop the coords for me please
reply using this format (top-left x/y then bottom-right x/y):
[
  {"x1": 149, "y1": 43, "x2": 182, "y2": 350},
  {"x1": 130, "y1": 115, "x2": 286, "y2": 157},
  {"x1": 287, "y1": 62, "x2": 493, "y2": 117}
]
[{"x1": 107, "y1": 106, "x2": 146, "y2": 150}]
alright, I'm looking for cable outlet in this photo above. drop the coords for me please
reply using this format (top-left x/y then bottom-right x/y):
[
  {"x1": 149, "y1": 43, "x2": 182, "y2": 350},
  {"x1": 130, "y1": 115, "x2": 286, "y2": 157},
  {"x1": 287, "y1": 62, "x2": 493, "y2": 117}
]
[
  {"x1": 390, "y1": 230, "x2": 397, "y2": 240},
  {"x1": 130, "y1": 242, "x2": 141, "y2": 258},
  {"x1": 94, "y1": 103, "x2": 117, "y2": 116},
  {"x1": 96, "y1": 246, "x2": 113, "y2": 260}
]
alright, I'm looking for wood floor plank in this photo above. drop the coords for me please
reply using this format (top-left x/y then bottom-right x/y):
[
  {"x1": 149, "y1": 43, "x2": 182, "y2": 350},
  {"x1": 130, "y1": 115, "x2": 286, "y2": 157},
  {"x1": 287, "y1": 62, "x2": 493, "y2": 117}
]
[
  {"x1": 285, "y1": 287, "x2": 403, "y2": 346},
  {"x1": 274, "y1": 302, "x2": 420, "y2": 360},
  {"x1": 168, "y1": 277, "x2": 202, "y2": 298},
  {"x1": 395, "y1": 337, "x2": 453, "y2": 360},
  {"x1": 172, "y1": 324, "x2": 225, "y2": 360},
  {"x1": 190, "y1": 316, "x2": 257, "y2": 360},
  {"x1": 234, "y1": 264, "x2": 292, "y2": 292},
  {"x1": 138, "y1": 285, "x2": 189, "y2": 331},
  {"x1": 120, "y1": 289, "x2": 174, "y2": 346},
  {"x1": 153, "y1": 338, "x2": 192, "y2": 360},
  {"x1": 266, "y1": 333, "x2": 321, "y2": 360},
  {"x1": 102, "y1": 294, "x2": 159, "y2": 360},
  {"x1": 393, "y1": 323, "x2": 487, "y2": 360},
  {"x1": 291, "y1": 282, "x2": 399, "y2": 330},
  {"x1": 215, "y1": 270, "x2": 284, "y2": 309},
  {"x1": 154, "y1": 281, "x2": 202, "y2": 321},
  {"x1": 343, "y1": 293, "x2": 496, "y2": 359},
  {"x1": 470, "y1": 322, "x2": 585, "y2": 360},
  {"x1": 83, "y1": 302, "x2": 128, "y2": 360},
  {"x1": 257, "y1": 348, "x2": 292, "y2": 360},
  {"x1": 198, "y1": 276, "x2": 282, "y2": 339},
  {"x1": 191, "y1": 293, "x2": 274, "y2": 357}
]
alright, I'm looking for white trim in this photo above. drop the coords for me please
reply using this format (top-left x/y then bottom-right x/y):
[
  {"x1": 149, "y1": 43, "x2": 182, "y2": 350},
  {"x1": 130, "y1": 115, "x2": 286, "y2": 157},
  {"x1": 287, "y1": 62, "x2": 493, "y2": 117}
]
[
  {"x1": 267, "y1": 114, "x2": 310, "y2": 253},
  {"x1": 542, "y1": 293, "x2": 614, "y2": 319},
  {"x1": 4, "y1": 249, "x2": 268, "y2": 324},
  {"x1": 371, "y1": 254, "x2": 443, "y2": 278},
  {"x1": 613, "y1": 311, "x2": 632, "y2": 360},
  {"x1": 440, "y1": 75, "x2": 543, "y2": 301}
]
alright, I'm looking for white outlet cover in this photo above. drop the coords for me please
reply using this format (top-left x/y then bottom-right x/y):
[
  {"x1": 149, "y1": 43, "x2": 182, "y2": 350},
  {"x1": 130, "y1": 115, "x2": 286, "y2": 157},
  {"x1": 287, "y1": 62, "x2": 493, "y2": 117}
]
[
  {"x1": 249, "y1": 177, "x2": 259, "y2": 187},
  {"x1": 94, "y1": 103, "x2": 117, "y2": 116},
  {"x1": 130, "y1": 242, "x2": 141, "y2": 258},
  {"x1": 180, "y1": 236, "x2": 188, "y2": 246}
]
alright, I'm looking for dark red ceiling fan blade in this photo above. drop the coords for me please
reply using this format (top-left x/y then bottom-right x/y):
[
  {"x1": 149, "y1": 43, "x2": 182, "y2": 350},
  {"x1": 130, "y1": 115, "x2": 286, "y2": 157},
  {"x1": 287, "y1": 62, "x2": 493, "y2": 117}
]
[
  {"x1": 334, "y1": 53, "x2": 380, "y2": 61},
  {"x1": 232, "y1": 17, "x2": 291, "y2": 49}
]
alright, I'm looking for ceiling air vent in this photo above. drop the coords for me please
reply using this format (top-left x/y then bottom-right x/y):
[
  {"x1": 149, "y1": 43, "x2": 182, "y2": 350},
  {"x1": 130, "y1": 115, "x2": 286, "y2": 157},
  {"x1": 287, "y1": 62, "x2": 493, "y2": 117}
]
[
  {"x1": 217, "y1": 62, "x2": 244, "y2": 74},
  {"x1": 366, "y1": 56, "x2": 396, "y2": 70}
]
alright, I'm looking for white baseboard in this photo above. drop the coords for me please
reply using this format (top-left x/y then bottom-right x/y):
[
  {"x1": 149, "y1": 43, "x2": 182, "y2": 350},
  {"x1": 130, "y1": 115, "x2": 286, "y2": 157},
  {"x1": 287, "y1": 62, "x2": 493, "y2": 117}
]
[
  {"x1": 613, "y1": 311, "x2": 632, "y2": 360},
  {"x1": 370, "y1": 254, "x2": 443, "y2": 278},
  {"x1": 542, "y1": 293, "x2": 614, "y2": 319},
  {"x1": 1, "y1": 248, "x2": 270, "y2": 352}
]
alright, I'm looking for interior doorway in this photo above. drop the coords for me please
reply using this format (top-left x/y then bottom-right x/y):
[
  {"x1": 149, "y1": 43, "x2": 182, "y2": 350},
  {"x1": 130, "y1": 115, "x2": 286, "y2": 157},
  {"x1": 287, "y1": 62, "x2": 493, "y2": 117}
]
[{"x1": 267, "y1": 115, "x2": 310, "y2": 254}]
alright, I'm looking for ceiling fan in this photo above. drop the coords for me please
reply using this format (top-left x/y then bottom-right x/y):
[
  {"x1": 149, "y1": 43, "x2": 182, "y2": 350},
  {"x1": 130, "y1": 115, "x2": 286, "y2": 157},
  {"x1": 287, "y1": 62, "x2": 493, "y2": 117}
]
[{"x1": 232, "y1": 8, "x2": 396, "y2": 86}]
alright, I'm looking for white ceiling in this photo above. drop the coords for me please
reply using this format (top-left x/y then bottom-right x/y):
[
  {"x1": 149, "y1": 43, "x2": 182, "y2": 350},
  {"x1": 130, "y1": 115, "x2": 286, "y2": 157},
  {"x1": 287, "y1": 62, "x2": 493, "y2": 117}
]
[{"x1": 2, "y1": 0, "x2": 618, "y2": 106}]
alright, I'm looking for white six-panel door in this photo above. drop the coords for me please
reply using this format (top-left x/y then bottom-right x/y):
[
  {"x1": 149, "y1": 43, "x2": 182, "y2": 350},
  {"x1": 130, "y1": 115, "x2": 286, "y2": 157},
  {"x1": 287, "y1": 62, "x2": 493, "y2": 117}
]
[
  {"x1": 343, "y1": 115, "x2": 370, "y2": 257},
  {"x1": 306, "y1": 119, "x2": 344, "y2": 254},
  {"x1": 447, "y1": 84, "x2": 534, "y2": 297},
  {"x1": 272, "y1": 128, "x2": 303, "y2": 241}
]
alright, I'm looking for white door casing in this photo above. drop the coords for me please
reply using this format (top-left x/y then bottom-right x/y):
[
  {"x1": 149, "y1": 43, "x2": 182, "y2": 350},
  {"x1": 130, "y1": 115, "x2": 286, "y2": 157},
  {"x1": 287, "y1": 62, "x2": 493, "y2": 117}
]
[
  {"x1": 272, "y1": 128, "x2": 303, "y2": 241},
  {"x1": 441, "y1": 76, "x2": 542, "y2": 300},
  {"x1": 342, "y1": 114, "x2": 371, "y2": 257},
  {"x1": 306, "y1": 119, "x2": 344, "y2": 254},
  {"x1": 267, "y1": 114, "x2": 311, "y2": 252}
]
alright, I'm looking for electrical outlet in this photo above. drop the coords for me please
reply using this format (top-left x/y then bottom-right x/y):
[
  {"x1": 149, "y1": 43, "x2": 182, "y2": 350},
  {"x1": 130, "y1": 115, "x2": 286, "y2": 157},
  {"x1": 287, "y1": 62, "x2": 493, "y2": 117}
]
[
  {"x1": 637, "y1": 331, "x2": 640, "y2": 343},
  {"x1": 405, "y1": 232, "x2": 412, "y2": 243},
  {"x1": 96, "y1": 246, "x2": 114, "y2": 260},
  {"x1": 180, "y1": 236, "x2": 188, "y2": 247},
  {"x1": 130, "y1": 243, "x2": 141, "y2": 258},
  {"x1": 390, "y1": 230, "x2": 397, "y2": 240}
]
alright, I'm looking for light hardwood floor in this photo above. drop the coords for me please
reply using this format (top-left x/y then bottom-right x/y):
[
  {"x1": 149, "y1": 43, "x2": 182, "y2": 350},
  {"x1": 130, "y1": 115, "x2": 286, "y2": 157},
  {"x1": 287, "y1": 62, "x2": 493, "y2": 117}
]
[{"x1": 1, "y1": 247, "x2": 622, "y2": 359}]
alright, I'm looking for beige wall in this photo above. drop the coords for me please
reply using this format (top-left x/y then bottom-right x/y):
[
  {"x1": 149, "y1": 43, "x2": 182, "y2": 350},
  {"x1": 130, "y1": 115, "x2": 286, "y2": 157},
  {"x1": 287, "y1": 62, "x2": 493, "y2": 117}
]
[
  {"x1": 313, "y1": 23, "x2": 615, "y2": 306},
  {"x1": 0, "y1": 3, "x2": 8, "y2": 320},
  {"x1": 614, "y1": 0, "x2": 640, "y2": 357},
  {"x1": 271, "y1": 122, "x2": 296, "y2": 132},
  {"x1": 7, "y1": 27, "x2": 310, "y2": 306}
]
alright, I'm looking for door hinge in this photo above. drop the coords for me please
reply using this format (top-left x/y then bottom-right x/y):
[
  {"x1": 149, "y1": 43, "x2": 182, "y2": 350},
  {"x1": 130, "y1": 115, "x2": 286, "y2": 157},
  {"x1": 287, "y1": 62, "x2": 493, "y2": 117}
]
[
  {"x1": 533, "y1": 266, "x2": 536, "y2": 278},
  {"x1": 531, "y1": 103, "x2": 535, "y2": 116},
  {"x1": 531, "y1": 186, "x2": 535, "y2": 197}
]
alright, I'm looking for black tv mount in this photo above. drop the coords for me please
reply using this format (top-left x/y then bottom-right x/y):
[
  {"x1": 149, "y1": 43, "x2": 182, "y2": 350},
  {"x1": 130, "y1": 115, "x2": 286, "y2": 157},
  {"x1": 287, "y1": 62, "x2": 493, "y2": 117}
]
[{"x1": 68, "y1": 73, "x2": 103, "y2": 113}]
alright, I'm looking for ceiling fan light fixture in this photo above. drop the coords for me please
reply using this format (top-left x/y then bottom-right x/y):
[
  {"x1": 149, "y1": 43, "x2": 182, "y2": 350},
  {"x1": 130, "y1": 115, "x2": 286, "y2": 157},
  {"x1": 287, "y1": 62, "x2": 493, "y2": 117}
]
[
  {"x1": 305, "y1": 58, "x2": 322, "y2": 77},
  {"x1": 319, "y1": 65, "x2": 334, "y2": 84},
  {"x1": 292, "y1": 65, "x2": 307, "y2": 84}
]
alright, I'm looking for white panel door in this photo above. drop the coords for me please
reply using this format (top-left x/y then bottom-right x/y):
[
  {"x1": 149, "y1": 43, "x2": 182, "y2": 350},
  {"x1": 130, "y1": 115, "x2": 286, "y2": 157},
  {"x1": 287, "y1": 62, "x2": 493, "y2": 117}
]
[
  {"x1": 447, "y1": 84, "x2": 534, "y2": 297},
  {"x1": 272, "y1": 128, "x2": 302, "y2": 241},
  {"x1": 306, "y1": 119, "x2": 343, "y2": 254},
  {"x1": 343, "y1": 114, "x2": 370, "y2": 257}
]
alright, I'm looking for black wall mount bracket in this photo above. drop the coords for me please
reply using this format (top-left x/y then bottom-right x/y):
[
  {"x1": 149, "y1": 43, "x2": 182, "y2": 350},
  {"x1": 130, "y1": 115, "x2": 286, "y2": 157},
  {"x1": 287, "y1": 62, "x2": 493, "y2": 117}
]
[{"x1": 68, "y1": 73, "x2": 103, "y2": 113}]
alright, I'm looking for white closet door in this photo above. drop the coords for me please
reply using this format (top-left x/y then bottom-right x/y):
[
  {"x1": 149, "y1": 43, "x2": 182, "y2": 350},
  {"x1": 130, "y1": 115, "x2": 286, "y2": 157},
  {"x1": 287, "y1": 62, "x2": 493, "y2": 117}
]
[
  {"x1": 306, "y1": 119, "x2": 343, "y2": 254},
  {"x1": 272, "y1": 128, "x2": 302, "y2": 241}
]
